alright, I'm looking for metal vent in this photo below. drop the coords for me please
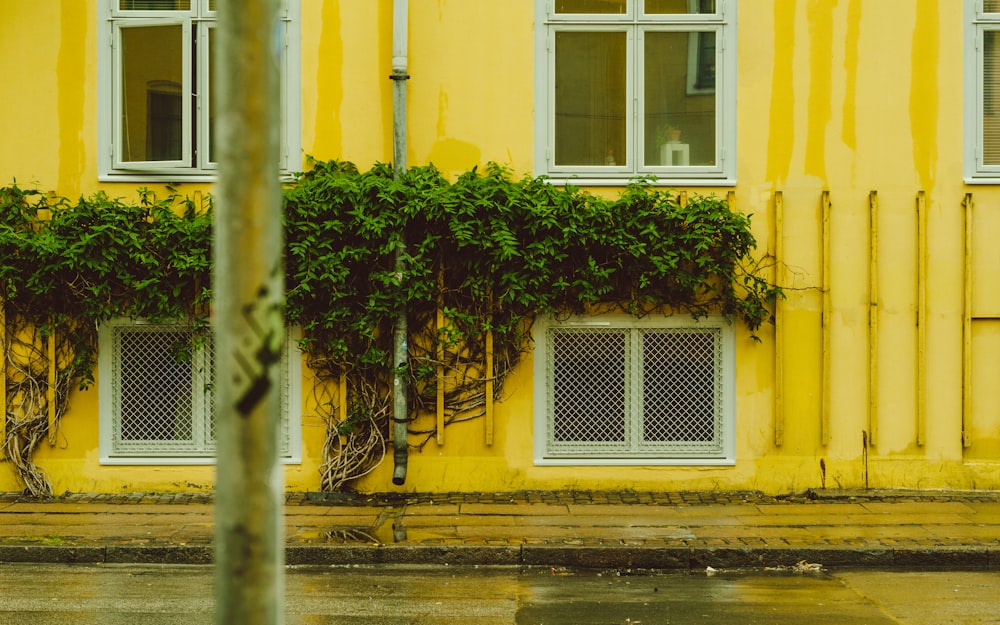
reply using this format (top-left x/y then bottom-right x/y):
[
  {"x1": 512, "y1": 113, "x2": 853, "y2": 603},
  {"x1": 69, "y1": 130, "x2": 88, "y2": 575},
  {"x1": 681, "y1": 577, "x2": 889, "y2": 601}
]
[
  {"x1": 640, "y1": 329, "x2": 721, "y2": 448},
  {"x1": 110, "y1": 323, "x2": 289, "y2": 457},
  {"x1": 545, "y1": 325, "x2": 724, "y2": 458}
]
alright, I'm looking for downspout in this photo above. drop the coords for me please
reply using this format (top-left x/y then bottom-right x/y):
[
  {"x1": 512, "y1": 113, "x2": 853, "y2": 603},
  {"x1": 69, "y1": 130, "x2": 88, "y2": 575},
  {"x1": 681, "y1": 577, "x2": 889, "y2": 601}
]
[{"x1": 390, "y1": 0, "x2": 409, "y2": 485}]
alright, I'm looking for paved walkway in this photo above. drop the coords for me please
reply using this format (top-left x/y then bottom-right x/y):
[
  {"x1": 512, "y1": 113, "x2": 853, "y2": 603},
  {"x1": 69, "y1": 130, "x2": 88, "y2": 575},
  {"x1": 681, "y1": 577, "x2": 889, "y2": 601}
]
[{"x1": 1, "y1": 489, "x2": 999, "y2": 569}]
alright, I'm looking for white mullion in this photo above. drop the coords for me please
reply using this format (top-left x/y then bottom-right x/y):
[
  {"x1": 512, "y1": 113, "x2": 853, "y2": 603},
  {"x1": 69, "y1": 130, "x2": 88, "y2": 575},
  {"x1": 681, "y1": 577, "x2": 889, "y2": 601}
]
[
  {"x1": 627, "y1": 328, "x2": 641, "y2": 452},
  {"x1": 190, "y1": 335, "x2": 208, "y2": 451},
  {"x1": 712, "y1": 23, "x2": 725, "y2": 170},
  {"x1": 198, "y1": 21, "x2": 216, "y2": 170}
]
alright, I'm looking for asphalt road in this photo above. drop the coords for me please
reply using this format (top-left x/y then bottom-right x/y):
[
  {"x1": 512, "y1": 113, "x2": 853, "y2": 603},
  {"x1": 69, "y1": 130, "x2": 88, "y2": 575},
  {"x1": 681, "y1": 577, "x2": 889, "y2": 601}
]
[{"x1": 0, "y1": 563, "x2": 997, "y2": 624}]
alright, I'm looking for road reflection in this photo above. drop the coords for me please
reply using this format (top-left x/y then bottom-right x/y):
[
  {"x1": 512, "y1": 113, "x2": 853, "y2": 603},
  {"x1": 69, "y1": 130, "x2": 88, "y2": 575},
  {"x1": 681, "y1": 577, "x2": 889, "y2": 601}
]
[{"x1": 0, "y1": 563, "x2": 996, "y2": 625}]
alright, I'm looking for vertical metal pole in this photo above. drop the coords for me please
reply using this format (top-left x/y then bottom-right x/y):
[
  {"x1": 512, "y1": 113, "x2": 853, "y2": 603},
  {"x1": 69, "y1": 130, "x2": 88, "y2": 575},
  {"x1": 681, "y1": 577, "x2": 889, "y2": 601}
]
[
  {"x1": 962, "y1": 193, "x2": 973, "y2": 448},
  {"x1": 916, "y1": 191, "x2": 927, "y2": 447},
  {"x1": 773, "y1": 190, "x2": 784, "y2": 447},
  {"x1": 0, "y1": 297, "x2": 5, "y2": 446},
  {"x1": 214, "y1": 0, "x2": 285, "y2": 624},
  {"x1": 821, "y1": 190, "x2": 832, "y2": 446},
  {"x1": 46, "y1": 327, "x2": 56, "y2": 443},
  {"x1": 868, "y1": 191, "x2": 879, "y2": 447}
]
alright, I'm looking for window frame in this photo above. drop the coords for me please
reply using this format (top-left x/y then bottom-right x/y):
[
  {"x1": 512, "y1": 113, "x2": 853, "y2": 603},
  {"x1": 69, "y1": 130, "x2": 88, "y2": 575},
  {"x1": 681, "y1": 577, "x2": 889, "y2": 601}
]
[
  {"x1": 534, "y1": 0, "x2": 736, "y2": 186},
  {"x1": 97, "y1": 0, "x2": 301, "y2": 182},
  {"x1": 967, "y1": 0, "x2": 1000, "y2": 182},
  {"x1": 532, "y1": 314, "x2": 736, "y2": 466},
  {"x1": 98, "y1": 319, "x2": 303, "y2": 465}
]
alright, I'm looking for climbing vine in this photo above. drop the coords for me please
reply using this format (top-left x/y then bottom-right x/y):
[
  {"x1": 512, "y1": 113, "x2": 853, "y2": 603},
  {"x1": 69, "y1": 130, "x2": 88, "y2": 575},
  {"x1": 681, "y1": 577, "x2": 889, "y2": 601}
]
[
  {"x1": 0, "y1": 185, "x2": 211, "y2": 495},
  {"x1": 0, "y1": 161, "x2": 779, "y2": 494}
]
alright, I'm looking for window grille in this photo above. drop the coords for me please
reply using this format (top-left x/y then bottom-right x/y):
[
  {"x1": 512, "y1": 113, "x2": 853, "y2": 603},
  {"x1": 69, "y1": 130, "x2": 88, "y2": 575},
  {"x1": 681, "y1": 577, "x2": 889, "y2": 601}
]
[
  {"x1": 536, "y1": 316, "x2": 733, "y2": 463},
  {"x1": 101, "y1": 321, "x2": 295, "y2": 461}
]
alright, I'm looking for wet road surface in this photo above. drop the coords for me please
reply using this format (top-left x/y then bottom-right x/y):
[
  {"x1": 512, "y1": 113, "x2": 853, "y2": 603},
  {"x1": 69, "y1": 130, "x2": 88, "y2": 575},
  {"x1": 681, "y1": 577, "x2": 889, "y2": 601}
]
[{"x1": 0, "y1": 563, "x2": 997, "y2": 624}]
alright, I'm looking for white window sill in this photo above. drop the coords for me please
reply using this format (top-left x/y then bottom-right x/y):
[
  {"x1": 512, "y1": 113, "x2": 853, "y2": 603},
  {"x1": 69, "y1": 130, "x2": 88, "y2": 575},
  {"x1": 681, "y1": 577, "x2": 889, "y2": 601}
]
[
  {"x1": 964, "y1": 175, "x2": 1000, "y2": 185},
  {"x1": 100, "y1": 455, "x2": 302, "y2": 466},
  {"x1": 99, "y1": 172, "x2": 298, "y2": 184},
  {"x1": 534, "y1": 457, "x2": 736, "y2": 466},
  {"x1": 541, "y1": 176, "x2": 736, "y2": 188}
]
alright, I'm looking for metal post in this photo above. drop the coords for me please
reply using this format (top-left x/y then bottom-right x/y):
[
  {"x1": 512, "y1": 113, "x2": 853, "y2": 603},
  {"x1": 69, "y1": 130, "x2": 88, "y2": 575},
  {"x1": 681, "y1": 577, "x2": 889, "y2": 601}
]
[{"x1": 214, "y1": 0, "x2": 285, "y2": 624}]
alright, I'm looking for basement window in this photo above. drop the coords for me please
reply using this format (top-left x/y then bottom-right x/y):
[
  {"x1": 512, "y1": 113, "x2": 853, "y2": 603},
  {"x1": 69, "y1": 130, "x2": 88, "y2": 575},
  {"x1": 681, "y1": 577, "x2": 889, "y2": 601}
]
[
  {"x1": 98, "y1": 320, "x2": 302, "y2": 464},
  {"x1": 533, "y1": 315, "x2": 735, "y2": 465}
]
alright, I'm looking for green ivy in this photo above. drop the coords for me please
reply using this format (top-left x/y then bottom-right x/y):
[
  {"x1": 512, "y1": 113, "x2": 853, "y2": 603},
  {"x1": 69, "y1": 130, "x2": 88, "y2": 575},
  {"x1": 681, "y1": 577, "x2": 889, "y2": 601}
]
[{"x1": 0, "y1": 162, "x2": 780, "y2": 493}]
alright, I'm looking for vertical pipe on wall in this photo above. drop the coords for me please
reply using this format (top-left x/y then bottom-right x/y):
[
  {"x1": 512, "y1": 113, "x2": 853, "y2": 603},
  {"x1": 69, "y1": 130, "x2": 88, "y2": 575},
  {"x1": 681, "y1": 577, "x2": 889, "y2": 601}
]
[
  {"x1": 916, "y1": 190, "x2": 927, "y2": 446},
  {"x1": 485, "y1": 326, "x2": 494, "y2": 446},
  {"x1": 773, "y1": 191, "x2": 785, "y2": 447},
  {"x1": 390, "y1": 0, "x2": 410, "y2": 486},
  {"x1": 821, "y1": 191, "x2": 832, "y2": 446},
  {"x1": 46, "y1": 326, "x2": 56, "y2": 443},
  {"x1": 868, "y1": 191, "x2": 879, "y2": 447},
  {"x1": 963, "y1": 193, "x2": 973, "y2": 448},
  {"x1": 338, "y1": 372, "x2": 347, "y2": 447},
  {"x1": 436, "y1": 267, "x2": 444, "y2": 446},
  {"x1": 0, "y1": 299, "x2": 5, "y2": 448}
]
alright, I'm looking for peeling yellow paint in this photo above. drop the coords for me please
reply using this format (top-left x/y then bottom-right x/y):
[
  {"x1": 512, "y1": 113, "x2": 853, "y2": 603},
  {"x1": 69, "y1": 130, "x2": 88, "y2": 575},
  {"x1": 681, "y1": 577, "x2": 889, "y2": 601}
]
[
  {"x1": 314, "y1": 1, "x2": 344, "y2": 158},
  {"x1": 841, "y1": 0, "x2": 861, "y2": 152},
  {"x1": 766, "y1": 1, "x2": 796, "y2": 184},
  {"x1": 57, "y1": 3, "x2": 87, "y2": 197},
  {"x1": 910, "y1": 0, "x2": 939, "y2": 191},
  {"x1": 804, "y1": 0, "x2": 835, "y2": 180}
]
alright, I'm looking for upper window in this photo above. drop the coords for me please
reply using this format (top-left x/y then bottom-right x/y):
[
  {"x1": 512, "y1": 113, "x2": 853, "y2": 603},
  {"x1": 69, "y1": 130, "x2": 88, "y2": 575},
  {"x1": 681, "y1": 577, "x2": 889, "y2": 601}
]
[
  {"x1": 98, "y1": 320, "x2": 302, "y2": 464},
  {"x1": 967, "y1": 1, "x2": 1000, "y2": 181},
  {"x1": 533, "y1": 315, "x2": 735, "y2": 465},
  {"x1": 98, "y1": 0, "x2": 301, "y2": 181},
  {"x1": 534, "y1": 0, "x2": 736, "y2": 185}
]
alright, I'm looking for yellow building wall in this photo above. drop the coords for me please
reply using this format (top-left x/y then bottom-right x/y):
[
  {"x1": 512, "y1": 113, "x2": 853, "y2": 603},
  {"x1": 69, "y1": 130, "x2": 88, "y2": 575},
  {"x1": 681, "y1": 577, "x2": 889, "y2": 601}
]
[{"x1": 2, "y1": 0, "x2": 1000, "y2": 494}]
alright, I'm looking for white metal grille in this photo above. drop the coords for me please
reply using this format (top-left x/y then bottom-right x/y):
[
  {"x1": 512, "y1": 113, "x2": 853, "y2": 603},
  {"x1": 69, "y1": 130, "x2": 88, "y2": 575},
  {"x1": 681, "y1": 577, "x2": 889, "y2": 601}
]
[
  {"x1": 108, "y1": 323, "x2": 291, "y2": 458},
  {"x1": 544, "y1": 324, "x2": 724, "y2": 458}
]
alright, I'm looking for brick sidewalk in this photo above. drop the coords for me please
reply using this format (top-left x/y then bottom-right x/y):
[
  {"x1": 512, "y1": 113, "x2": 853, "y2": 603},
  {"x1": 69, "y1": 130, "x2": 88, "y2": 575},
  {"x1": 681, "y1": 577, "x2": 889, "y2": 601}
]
[{"x1": 2, "y1": 489, "x2": 999, "y2": 569}]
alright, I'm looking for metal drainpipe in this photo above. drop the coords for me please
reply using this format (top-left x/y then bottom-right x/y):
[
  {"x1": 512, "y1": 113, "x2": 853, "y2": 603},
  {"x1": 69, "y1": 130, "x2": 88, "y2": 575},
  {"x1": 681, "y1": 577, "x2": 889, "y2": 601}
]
[{"x1": 390, "y1": 0, "x2": 409, "y2": 486}]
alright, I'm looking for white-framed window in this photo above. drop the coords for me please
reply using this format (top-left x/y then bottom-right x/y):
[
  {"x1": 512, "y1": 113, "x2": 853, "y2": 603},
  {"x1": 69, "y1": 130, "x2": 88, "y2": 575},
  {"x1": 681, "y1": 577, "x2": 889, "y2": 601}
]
[
  {"x1": 533, "y1": 0, "x2": 736, "y2": 186},
  {"x1": 966, "y1": 0, "x2": 1000, "y2": 182},
  {"x1": 98, "y1": 320, "x2": 302, "y2": 464},
  {"x1": 533, "y1": 314, "x2": 735, "y2": 465},
  {"x1": 97, "y1": 0, "x2": 301, "y2": 181}
]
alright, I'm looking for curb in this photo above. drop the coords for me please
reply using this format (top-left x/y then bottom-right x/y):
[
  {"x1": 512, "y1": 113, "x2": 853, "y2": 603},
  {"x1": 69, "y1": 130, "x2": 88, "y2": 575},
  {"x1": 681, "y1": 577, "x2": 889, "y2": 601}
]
[{"x1": 2, "y1": 544, "x2": 998, "y2": 570}]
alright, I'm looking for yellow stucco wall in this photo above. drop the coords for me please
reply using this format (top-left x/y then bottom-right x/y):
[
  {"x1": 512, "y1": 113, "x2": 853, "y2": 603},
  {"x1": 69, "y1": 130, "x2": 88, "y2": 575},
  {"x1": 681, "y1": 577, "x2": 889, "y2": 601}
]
[{"x1": 1, "y1": 0, "x2": 999, "y2": 494}]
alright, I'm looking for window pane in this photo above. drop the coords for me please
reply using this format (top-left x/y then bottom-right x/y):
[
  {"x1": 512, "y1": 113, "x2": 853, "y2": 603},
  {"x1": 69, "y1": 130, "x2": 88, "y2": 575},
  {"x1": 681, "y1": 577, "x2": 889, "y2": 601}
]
[
  {"x1": 987, "y1": 1, "x2": 1000, "y2": 13},
  {"x1": 554, "y1": 31, "x2": 627, "y2": 167},
  {"x1": 644, "y1": 30, "x2": 716, "y2": 166},
  {"x1": 119, "y1": 330, "x2": 194, "y2": 443},
  {"x1": 642, "y1": 330, "x2": 717, "y2": 443},
  {"x1": 551, "y1": 331, "x2": 626, "y2": 443},
  {"x1": 985, "y1": 30, "x2": 1000, "y2": 165},
  {"x1": 119, "y1": 0, "x2": 191, "y2": 10},
  {"x1": 645, "y1": 0, "x2": 716, "y2": 14},
  {"x1": 120, "y1": 24, "x2": 183, "y2": 162},
  {"x1": 556, "y1": 0, "x2": 627, "y2": 14}
]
